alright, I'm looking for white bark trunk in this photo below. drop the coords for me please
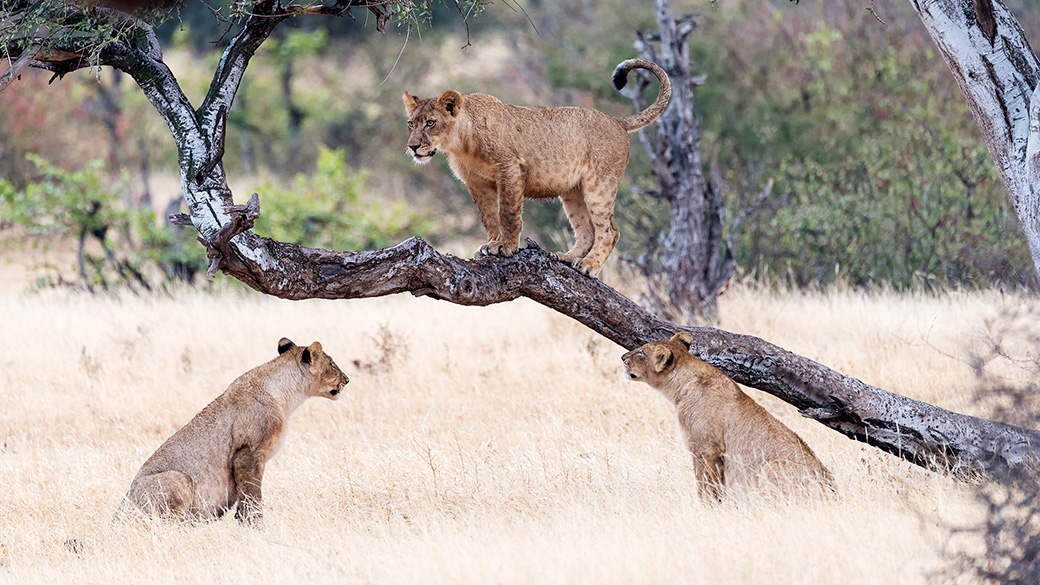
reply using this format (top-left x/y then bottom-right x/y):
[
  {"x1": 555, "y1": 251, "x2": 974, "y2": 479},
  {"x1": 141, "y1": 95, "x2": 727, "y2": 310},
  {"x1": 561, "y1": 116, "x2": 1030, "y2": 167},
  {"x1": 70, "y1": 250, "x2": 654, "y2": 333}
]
[
  {"x1": 110, "y1": 3, "x2": 287, "y2": 274},
  {"x1": 911, "y1": 0, "x2": 1040, "y2": 281}
]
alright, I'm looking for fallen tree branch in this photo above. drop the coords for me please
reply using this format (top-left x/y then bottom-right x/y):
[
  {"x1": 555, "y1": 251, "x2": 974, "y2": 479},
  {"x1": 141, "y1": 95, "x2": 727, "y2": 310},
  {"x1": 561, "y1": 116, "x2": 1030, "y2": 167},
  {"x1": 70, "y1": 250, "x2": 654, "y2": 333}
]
[{"x1": 186, "y1": 194, "x2": 1040, "y2": 479}]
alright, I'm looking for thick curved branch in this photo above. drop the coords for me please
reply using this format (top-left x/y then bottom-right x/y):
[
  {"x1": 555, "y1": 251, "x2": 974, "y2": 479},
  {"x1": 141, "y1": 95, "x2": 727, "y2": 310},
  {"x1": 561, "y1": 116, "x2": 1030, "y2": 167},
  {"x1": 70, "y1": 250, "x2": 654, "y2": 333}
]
[
  {"x1": 196, "y1": 0, "x2": 289, "y2": 137},
  {"x1": 188, "y1": 195, "x2": 1040, "y2": 478}
]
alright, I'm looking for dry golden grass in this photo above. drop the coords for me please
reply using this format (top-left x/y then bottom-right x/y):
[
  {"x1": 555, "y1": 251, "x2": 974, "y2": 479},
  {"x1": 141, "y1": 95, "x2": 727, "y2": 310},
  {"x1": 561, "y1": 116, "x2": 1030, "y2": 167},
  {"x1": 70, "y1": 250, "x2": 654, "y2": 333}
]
[{"x1": 1, "y1": 284, "x2": 1034, "y2": 584}]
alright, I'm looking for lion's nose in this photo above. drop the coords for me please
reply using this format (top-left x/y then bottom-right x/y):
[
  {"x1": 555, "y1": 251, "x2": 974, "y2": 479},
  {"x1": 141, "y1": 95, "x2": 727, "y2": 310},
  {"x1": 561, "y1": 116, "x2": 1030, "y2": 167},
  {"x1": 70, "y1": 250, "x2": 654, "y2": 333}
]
[{"x1": 408, "y1": 144, "x2": 421, "y2": 153}]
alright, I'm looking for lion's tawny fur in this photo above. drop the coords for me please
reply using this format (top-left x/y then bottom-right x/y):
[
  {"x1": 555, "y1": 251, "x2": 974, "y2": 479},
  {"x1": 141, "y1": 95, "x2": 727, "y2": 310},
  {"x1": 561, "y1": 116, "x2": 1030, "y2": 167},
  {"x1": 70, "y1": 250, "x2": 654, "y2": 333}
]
[
  {"x1": 402, "y1": 58, "x2": 671, "y2": 276},
  {"x1": 124, "y1": 338, "x2": 349, "y2": 524},
  {"x1": 622, "y1": 332, "x2": 833, "y2": 499}
]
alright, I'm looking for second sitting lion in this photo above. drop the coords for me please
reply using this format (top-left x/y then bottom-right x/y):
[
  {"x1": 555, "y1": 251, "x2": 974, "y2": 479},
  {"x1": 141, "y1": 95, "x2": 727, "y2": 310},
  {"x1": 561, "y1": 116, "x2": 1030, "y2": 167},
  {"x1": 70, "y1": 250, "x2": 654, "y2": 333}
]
[{"x1": 622, "y1": 332, "x2": 833, "y2": 499}]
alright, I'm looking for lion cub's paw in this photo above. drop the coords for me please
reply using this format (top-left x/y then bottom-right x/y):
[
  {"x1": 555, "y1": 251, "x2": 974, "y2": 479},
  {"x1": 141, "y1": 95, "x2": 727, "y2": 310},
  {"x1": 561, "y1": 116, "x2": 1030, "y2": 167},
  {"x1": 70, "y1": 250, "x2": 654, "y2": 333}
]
[
  {"x1": 553, "y1": 251, "x2": 581, "y2": 264},
  {"x1": 477, "y1": 241, "x2": 519, "y2": 258},
  {"x1": 573, "y1": 258, "x2": 597, "y2": 276}
]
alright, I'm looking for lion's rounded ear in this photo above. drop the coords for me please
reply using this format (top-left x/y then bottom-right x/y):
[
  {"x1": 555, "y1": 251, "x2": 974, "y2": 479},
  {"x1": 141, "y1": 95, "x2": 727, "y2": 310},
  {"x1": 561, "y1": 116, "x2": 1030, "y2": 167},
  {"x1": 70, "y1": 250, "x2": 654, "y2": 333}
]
[
  {"x1": 672, "y1": 331, "x2": 693, "y2": 351},
  {"x1": 403, "y1": 92, "x2": 419, "y2": 115},
  {"x1": 437, "y1": 90, "x2": 462, "y2": 116},
  {"x1": 277, "y1": 338, "x2": 296, "y2": 355},
  {"x1": 301, "y1": 342, "x2": 323, "y2": 365},
  {"x1": 651, "y1": 346, "x2": 674, "y2": 374}
]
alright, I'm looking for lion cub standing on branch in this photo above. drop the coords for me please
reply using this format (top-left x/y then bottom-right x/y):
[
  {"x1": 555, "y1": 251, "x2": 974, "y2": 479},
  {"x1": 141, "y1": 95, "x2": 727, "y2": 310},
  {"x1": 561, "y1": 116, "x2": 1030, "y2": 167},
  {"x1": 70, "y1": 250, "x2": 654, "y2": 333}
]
[
  {"x1": 622, "y1": 332, "x2": 832, "y2": 499},
  {"x1": 402, "y1": 59, "x2": 671, "y2": 276},
  {"x1": 124, "y1": 338, "x2": 348, "y2": 525}
]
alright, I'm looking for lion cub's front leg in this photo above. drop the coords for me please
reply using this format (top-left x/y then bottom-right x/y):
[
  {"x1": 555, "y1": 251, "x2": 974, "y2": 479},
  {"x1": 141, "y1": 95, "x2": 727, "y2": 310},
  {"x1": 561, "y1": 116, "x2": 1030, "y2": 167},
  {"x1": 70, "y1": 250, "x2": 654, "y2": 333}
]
[
  {"x1": 691, "y1": 450, "x2": 725, "y2": 501},
  {"x1": 232, "y1": 446, "x2": 265, "y2": 526},
  {"x1": 476, "y1": 163, "x2": 525, "y2": 258},
  {"x1": 466, "y1": 183, "x2": 507, "y2": 258}
]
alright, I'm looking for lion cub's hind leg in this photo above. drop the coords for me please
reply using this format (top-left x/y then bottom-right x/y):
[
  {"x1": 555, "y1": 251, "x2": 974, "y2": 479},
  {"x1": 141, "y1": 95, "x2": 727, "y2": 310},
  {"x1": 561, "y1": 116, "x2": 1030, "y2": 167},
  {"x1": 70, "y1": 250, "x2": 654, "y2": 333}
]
[
  {"x1": 574, "y1": 179, "x2": 621, "y2": 275},
  {"x1": 127, "y1": 470, "x2": 194, "y2": 519},
  {"x1": 554, "y1": 187, "x2": 595, "y2": 264}
]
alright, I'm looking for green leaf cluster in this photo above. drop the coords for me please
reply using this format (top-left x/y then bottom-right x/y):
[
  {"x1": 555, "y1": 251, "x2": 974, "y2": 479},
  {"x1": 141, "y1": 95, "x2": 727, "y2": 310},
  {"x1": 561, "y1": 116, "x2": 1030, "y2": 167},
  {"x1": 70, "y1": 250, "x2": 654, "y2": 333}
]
[
  {"x1": 0, "y1": 0, "x2": 179, "y2": 73},
  {"x1": 690, "y1": 8, "x2": 1031, "y2": 288},
  {"x1": 1, "y1": 155, "x2": 118, "y2": 236}
]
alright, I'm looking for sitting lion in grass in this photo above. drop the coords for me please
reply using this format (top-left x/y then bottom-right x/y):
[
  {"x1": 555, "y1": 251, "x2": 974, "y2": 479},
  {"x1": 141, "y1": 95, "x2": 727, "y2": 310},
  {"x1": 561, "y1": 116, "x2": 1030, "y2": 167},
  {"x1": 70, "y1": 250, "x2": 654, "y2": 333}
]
[
  {"x1": 622, "y1": 332, "x2": 833, "y2": 499},
  {"x1": 124, "y1": 338, "x2": 348, "y2": 524}
]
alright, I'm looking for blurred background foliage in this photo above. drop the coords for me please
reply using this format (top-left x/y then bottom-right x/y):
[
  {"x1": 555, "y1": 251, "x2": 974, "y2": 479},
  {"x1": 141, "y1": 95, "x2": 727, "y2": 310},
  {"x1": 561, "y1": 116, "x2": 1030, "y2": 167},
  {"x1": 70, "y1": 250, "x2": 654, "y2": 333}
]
[
  {"x1": 252, "y1": 146, "x2": 434, "y2": 251},
  {"x1": 0, "y1": 0, "x2": 1036, "y2": 292}
]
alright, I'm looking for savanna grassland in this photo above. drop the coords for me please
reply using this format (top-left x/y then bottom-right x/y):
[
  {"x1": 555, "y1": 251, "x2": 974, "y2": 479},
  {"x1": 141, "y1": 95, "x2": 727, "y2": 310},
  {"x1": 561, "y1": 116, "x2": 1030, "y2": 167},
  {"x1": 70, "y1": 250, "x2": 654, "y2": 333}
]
[{"x1": 2, "y1": 284, "x2": 1035, "y2": 584}]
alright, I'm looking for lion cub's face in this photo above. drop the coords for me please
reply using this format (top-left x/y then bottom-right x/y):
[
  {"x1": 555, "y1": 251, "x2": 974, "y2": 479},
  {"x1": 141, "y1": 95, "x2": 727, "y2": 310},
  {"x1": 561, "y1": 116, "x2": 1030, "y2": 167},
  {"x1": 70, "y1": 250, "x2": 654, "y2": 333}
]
[
  {"x1": 621, "y1": 332, "x2": 694, "y2": 388},
  {"x1": 402, "y1": 90, "x2": 462, "y2": 164},
  {"x1": 277, "y1": 338, "x2": 349, "y2": 400}
]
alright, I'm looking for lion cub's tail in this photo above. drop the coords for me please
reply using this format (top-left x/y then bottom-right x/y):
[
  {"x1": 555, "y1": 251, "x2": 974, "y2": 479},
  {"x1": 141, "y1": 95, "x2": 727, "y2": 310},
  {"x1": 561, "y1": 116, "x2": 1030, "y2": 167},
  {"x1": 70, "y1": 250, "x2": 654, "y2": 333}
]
[{"x1": 611, "y1": 59, "x2": 672, "y2": 132}]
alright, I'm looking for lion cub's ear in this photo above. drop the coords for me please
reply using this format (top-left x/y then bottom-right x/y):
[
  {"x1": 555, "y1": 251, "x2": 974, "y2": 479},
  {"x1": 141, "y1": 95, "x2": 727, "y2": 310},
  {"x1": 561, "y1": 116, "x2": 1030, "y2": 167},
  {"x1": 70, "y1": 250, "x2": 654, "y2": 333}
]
[
  {"x1": 403, "y1": 92, "x2": 419, "y2": 116},
  {"x1": 277, "y1": 338, "x2": 296, "y2": 355},
  {"x1": 301, "y1": 341, "x2": 324, "y2": 365},
  {"x1": 651, "y1": 345, "x2": 675, "y2": 374},
  {"x1": 437, "y1": 90, "x2": 462, "y2": 116},
  {"x1": 671, "y1": 331, "x2": 694, "y2": 351}
]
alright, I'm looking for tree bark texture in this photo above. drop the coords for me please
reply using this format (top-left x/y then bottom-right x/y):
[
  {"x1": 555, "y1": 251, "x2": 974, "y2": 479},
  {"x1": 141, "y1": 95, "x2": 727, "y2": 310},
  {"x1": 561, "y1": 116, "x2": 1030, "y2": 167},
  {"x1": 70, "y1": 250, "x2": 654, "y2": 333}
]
[
  {"x1": 910, "y1": 0, "x2": 1040, "y2": 283},
  {"x1": 6, "y1": 0, "x2": 1040, "y2": 479}
]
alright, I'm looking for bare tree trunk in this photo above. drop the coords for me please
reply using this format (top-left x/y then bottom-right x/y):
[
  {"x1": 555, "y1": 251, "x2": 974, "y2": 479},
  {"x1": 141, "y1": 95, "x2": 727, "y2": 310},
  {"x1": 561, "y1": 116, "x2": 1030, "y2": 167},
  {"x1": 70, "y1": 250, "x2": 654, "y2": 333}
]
[
  {"x1": 910, "y1": 0, "x2": 1040, "y2": 284},
  {"x1": 236, "y1": 81, "x2": 257, "y2": 176},
  {"x1": 138, "y1": 138, "x2": 153, "y2": 208},
  {"x1": 628, "y1": 0, "x2": 768, "y2": 325},
  {"x1": 94, "y1": 69, "x2": 124, "y2": 180},
  {"x1": 76, "y1": 224, "x2": 93, "y2": 294}
]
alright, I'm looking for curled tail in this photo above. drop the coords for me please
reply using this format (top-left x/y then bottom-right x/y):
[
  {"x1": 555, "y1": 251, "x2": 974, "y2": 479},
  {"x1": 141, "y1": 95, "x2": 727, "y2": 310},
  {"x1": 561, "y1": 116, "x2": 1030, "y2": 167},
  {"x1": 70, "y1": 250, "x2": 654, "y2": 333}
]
[{"x1": 611, "y1": 59, "x2": 672, "y2": 132}]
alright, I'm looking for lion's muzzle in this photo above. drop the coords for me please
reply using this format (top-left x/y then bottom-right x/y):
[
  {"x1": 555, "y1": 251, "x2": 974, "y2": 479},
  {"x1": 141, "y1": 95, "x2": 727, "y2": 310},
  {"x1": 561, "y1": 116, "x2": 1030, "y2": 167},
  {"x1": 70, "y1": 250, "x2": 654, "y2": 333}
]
[{"x1": 409, "y1": 148, "x2": 437, "y2": 164}]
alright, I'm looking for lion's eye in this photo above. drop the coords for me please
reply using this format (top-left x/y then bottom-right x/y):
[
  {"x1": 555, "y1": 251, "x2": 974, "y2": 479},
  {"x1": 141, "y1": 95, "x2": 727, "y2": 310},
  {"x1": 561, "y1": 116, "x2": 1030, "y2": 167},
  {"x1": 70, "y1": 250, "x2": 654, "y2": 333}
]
[
  {"x1": 407, "y1": 121, "x2": 414, "y2": 129},
  {"x1": 426, "y1": 119, "x2": 436, "y2": 127}
]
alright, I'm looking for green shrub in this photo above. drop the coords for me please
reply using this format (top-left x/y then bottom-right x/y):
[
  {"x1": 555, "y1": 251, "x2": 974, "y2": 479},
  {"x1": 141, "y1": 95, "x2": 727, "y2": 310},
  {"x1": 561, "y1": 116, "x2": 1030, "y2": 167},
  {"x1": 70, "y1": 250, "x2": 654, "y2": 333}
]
[{"x1": 0, "y1": 154, "x2": 207, "y2": 290}]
